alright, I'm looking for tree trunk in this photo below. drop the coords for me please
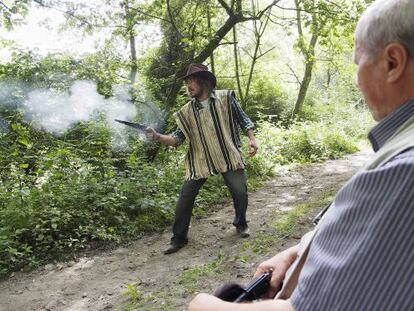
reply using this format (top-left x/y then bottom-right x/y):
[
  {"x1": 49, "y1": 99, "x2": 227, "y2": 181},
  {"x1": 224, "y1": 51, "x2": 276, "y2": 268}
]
[
  {"x1": 129, "y1": 33, "x2": 137, "y2": 84},
  {"x1": 207, "y1": 6, "x2": 215, "y2": 75},
  {"x1": 326, "y1": 68, "x2": 331, "y2": 88},
  {"x1": 245, "y1": 38, "x2": 259, "y2": 105},
  {"x1": 233, "y1": 26, "x2": 244, "y2": 104},
  {"x1": 291, "y1": 0, "x2": 319, "y2": 119},
  {"x1": 244, "y1": 1, "x2": 272, "y2": 107},
  {"x1": 292, "y1": 58, "x2": 315, "y2": 117}
]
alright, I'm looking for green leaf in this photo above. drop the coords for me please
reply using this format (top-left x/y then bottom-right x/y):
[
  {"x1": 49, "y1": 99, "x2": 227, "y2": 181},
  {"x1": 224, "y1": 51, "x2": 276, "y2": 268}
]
[{"x1": 18, "y1": 138, "x2": 29, "y2": 146}]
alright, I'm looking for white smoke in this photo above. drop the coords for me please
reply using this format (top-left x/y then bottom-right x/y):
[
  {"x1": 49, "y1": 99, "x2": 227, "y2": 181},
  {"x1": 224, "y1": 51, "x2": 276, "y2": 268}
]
[
  {"x1": 106, "y1": 85, "x2": 144, "y2": 150},
  {"x1": 23, "y1": 81, "x2": 106, "y2": 135},
  {"x1": 0, "y1": 80, "x2": 162, "y2": 149}
]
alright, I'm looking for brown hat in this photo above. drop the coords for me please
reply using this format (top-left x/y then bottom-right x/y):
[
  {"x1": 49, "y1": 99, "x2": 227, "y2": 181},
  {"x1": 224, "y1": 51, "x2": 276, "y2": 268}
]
[{"x1": 183, "y1": 63, "x2": 217, "y2": 88}]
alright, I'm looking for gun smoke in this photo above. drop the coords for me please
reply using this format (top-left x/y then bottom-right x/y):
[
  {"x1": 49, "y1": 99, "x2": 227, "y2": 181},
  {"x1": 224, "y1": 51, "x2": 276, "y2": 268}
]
[{"x1": 0, "y1": 80, "x2": 162, "y2": 149}]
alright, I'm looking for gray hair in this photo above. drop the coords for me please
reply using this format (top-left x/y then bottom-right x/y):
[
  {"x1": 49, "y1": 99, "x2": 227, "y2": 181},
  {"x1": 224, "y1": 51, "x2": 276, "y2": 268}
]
[{"x1": 355, "y1": 0, "x2": 414, "y2": 60}]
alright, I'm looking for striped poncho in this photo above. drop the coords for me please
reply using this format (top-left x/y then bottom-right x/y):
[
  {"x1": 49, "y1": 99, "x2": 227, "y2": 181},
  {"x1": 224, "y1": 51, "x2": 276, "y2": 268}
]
[{"x1": 174, "y1": 90, "x2": 245, "y2": 180}]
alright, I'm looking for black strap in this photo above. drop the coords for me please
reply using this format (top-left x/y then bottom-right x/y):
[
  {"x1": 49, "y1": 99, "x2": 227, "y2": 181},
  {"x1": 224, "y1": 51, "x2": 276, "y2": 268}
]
[{"x1": 313, "y1": 202, "x2": 331, "y2": 225}]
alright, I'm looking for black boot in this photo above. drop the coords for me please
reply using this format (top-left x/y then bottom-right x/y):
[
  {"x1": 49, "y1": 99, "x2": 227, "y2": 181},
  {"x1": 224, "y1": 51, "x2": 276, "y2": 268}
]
[
  {"x1": 163, "y1": 239, "x2": 188, "y2": 255},
  {"x1": 236, "y1": 225, "x2": 250, "y2": 238}
]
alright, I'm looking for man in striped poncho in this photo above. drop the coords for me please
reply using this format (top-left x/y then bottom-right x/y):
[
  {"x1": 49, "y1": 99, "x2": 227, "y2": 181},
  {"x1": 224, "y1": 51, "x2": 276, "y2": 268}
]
[
  {"x1": 146, "y1": 64, "x2": 258, "y2": 254},
  {"x1": 188, "y1": 0, "x2": 414, "y2": 310}
]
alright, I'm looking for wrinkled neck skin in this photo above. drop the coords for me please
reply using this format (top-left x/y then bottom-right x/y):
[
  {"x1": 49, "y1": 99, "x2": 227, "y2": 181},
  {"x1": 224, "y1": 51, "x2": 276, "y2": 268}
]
[{"x1": 372, "y1": 56, "x2": 414, "y2": 121}]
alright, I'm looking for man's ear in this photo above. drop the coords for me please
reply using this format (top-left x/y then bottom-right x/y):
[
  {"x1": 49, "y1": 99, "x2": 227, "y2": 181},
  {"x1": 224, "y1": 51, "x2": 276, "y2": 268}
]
[{"x1": 384, "y1": 43, "x2": 408, "y2": 83}]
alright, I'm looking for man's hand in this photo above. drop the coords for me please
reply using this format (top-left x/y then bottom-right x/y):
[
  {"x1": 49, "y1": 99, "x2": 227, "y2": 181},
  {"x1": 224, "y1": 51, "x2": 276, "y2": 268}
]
[
  {"x1": 246, "y1": 129, "x2": 258, "y2": 157},
  {"x1": 254, "y1": 245, "x2": 299, "y2": 299},
  {"x1": 248, "y1": 138, "x2": 258, "y2": 157},
  {"x1": 145, "y1": 127, "x2": 160, "y2": 141}
]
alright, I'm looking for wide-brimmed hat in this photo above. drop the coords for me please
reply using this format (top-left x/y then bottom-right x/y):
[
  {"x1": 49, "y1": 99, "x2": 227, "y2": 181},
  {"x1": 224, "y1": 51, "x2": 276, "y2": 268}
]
[{"x1": 183, "y1": 63, "x2": 217, "y2": 88}]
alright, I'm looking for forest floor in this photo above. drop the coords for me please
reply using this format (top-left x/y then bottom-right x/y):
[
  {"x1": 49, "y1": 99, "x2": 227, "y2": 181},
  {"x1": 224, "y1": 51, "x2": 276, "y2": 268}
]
[{"x1": 0, "y1": 150, "x2": 371, "y2": 311}]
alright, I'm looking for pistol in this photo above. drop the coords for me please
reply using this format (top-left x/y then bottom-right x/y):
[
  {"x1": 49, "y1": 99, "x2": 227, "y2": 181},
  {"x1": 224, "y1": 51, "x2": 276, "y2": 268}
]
[
  {"x1": 214, "y1": 272, "x2": 272, "y2": 303},
  {"x1": 114, "y1": 119, "x2": 147, "y2": 131},
  {"x1": 234, "y1": 272, "x2": 271, "y2": 302}
]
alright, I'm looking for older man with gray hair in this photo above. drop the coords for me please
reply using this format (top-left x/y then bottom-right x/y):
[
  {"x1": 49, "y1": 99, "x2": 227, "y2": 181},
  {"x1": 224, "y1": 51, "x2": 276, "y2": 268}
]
[{"x1": 188, "y1": 0, "x2": 414, "y2": 310}]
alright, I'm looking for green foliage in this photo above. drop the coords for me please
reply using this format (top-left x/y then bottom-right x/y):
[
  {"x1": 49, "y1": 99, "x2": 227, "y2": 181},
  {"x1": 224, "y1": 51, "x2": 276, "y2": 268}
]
[
  {"x1": 279, "y1": 121, "x2": 358, "y2": 162},
  {"x1": 0, "y1": 0, "x2": 29, "y2": 30},
  {"x1": 0, "y1": 49, "x2": 126, "y2": 94},
  {"x1": 250, "y1": 101, "x2": 370, "y2": 177},
  {"x1": 243, "y1": 75, "x2": 290, "y2": 123}
]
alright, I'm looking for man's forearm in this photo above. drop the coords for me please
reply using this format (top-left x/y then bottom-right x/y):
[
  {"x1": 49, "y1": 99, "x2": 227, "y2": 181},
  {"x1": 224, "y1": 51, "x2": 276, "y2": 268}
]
[
  {"x1": 246, "y1": 129, "x2": 255, "y2": 140},
  {"x1": 188, "y1": 294, "x2": 294, "y2": 311},
  {"x1": 219, "y1": 298, "x2": 293, "y2": 311},
  {"x1": 236, "y1": 299, "x2": 293, "y2": 311}
]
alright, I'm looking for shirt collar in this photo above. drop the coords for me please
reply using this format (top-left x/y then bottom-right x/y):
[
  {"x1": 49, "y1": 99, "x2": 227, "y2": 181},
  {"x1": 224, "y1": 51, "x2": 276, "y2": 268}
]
[
  {"x1": 368, "y1": 99, "x2": 414, "y2": 152},
  {"x1": 192, "y1": 90, "x2": 216, "y2": 109}
]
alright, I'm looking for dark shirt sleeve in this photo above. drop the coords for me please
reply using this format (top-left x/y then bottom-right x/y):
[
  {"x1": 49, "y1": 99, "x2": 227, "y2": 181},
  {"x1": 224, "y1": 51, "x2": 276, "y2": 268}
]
[
  {"x1": 170, "y1": 128, "x2": 186, "y2": 146},
  {"x1": 230, "y1": 94, "x2": 254, "y2": 134},
  {"x1": 291, "y1": 148, "x2": 414, "y2": 311}
]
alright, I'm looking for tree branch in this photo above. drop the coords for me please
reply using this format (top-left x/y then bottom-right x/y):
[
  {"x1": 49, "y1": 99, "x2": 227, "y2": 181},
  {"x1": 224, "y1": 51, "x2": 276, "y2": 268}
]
[
  {"x1": 33, "y1": 0, "x2": 172, "y2": 31},
  {"x1": 0, "y1": 1, "x2": 11, "y2": 12},
  {"x1": 166, "y1": 0, "x2": 183, "y2": 37},
  {"x1": 256, "y1": 0, "x2": 281, "y2": 20},
  {"x1": 273, "y1": 2, "x2": 351, "y2": 22},
  {"x1": 286, "y1": 64, "x2": 302, "y2": 86},
  {"x1": 235, "y1": 0, "x2": 242, "y2": 13},
  {"x1": 124, "y1": 4, "x2": 172, "y2": 24},
  {"x1": 217, "y1": 0, "x2": 233, "y2": 16},
  {"x1": 257, "y1": 46, "x2": 276, "y2": 59},
  {"x1": 32, "y1": 0, "x2": 124, "y2": 29},
  {"x1": 295, "y1": 0, "x2": 303, "y2": 37},
  {"x1": 170, "y1": 0, "x2": 283, "y2": 97}
]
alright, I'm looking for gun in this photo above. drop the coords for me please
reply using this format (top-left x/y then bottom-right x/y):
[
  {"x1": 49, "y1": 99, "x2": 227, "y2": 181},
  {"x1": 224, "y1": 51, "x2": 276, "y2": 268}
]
[
  {"x1": 114, "y1": 119, "x2": 147, "y2": 131},
  {"x1": 214, "y1": 272, "x2": 272, "y2": 303}
]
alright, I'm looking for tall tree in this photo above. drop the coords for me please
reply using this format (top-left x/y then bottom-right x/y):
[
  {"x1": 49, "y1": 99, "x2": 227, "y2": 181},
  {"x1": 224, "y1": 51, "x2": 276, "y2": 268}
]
[
  {"x1": 146, "y1": 0, "x2": 281, "y2": 121},
  {"x1": 136, "y1": 0, "x2": 280, "y2": 160},
  {"x1": 286, "y1": 0, "x2": 365, "y2": 119},
  {"x1": 291, "y1": 0, "x2": 318, "y2": 118},
  {"x1": 232, "y1": 0, "x2": 274, "y2": 110},
  {"x1": 31, "y1": 0, "x2": 152, "y2": 85}
]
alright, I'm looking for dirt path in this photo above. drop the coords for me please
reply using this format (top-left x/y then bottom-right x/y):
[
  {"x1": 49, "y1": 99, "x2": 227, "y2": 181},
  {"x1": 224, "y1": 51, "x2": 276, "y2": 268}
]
[{"x1": 0, "y1": 150, "x2": 371, "y2": 311}]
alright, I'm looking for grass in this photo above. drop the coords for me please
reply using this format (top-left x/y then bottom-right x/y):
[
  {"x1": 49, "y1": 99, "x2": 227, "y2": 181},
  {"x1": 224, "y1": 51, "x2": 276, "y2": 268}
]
[
  {"x1": 178, "y1": 252, "x2": 225, "y2": 293},
  {"x1": 240, "y1": 189, "x2": 336, "y2": 258}
]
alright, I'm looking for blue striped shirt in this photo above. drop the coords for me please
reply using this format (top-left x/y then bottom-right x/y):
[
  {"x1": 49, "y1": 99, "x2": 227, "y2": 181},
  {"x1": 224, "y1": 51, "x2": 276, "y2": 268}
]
[
  {"x1": 291, "y1": 99, "x2": 414, "y2": 310},
  {"x1": 171, "y1": 90, "x2": 254, "y2": 147}
]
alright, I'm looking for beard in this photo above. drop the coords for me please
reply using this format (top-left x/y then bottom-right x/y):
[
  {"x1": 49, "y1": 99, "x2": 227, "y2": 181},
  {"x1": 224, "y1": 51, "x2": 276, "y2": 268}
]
[{"x1": 188, "y1": 88, "x2": 201, "y2": 99}]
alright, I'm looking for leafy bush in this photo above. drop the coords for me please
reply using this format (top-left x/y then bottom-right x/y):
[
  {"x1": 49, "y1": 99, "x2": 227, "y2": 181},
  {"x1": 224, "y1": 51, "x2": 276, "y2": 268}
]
[
  {"x1": 250, "y1": 113, "x2": 369, "y2": 178},
  {"x1": 280, "y1": 121, "x2": 359, "y2": 162},
  {"x1": 244, "y1": 76, "x2": 290, "y2": 123}
]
